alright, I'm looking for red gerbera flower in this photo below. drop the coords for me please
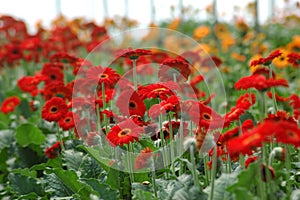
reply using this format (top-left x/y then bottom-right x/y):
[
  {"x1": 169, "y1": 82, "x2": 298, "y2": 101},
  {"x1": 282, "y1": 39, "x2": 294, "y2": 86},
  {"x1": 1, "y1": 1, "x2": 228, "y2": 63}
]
[
  {"x1": 49, "y1": 52, "x2": 79, "y2": 63},
  {"x1": 159, "y1": 57, "x2": 191, "y2": 81},
  {"x1": 265, "y1": 110, "x2": 297, "y2": 124},
  {"x1": 43, "y1": 82, "x2": 72, "y2": 101},
  {"x1": 287, "y1": 52, "x2": 300, "y2": 67},
  {"x1": 148, "y1": 95, "x2": 180, "y2": 119},
  {"x1": 266, "y1": 91, "x2": 289, "y2": 102},
  {"x1": 41, "y1": 66, "x2": 64, "y2": 84},
  {"x1": 224, "y1": 93, "x2": 256, "y2": 126},
  {"x1": 58, "y1": 112, "x2": 79, "y2": 131},
  {"x1": 0, "y1": 96, "x2": 21, "y2": 114},
  {"x1": 117, "y1": 47, "x2": 151, "y2": 60},
  {"x1": 250, "y1": 49, "x2": 282, "y2": 67},
  {"x1": 134, "y1": 147, "x2": 153, "y2": 170},
  {"x1": 150, "y1": 51, "x2": 170, "y2": 63},
  {"x1": 245, "y1": 156, "x2": 258, "y2": 168},
  {"x1": 201, "y1": 55, "x2": 223, "y2": 68},
  {"x1": 289, "y1": 94, "x2": 300, "y2": 120},
  {"x1": 85, "y1": 66, "x2": 120, "y2": 87},
  {"x1": 17, "y1": 76, "x2": 41, "y2": 96},
  {"x1": 234, "y1": 74, "x2": 288, "y2": 91},
  {"x1": 185, "y1": 100, "x2": 223, "y2": 129},
  {"x1": 138, "y1": 81, "x2": 179, "y2": 100},
  {"x1": 45, "y1": 141, "x2": 62, "y2": 159},
  {"x1": 116, "y1": 89, "x2": 146, "y2": 117},
  {"x1": 41, "y1": 97, "x2": 68, "y2": 122},
  {"x1": 106, "y1": 119, "x2": 144, "y2": 147}
]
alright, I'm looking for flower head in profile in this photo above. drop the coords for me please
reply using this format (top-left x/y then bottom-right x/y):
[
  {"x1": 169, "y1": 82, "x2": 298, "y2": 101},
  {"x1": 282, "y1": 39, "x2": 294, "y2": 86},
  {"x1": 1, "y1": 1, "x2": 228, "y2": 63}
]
[
  {"x1": 250, "y1": 49, "x2": 282, "y2": 67},
  {"x1": 45, "y1": 142, "x2": 63, "y2": 159},
  {"x1": 41, "y1": 97, "x2": 68, "y2": 122},
  {"x1": 159, "y1": 57, "x2": 191, "y2": 81},
  {"x1": 17, "y1": 76, "x2": 42, "y2": 96},
  {"x1": 148, "y1": 95, "x2": 180, "y2": 119},
  {"x1": 134, "y1": 147, "x2": 153, "y2": 170},
  {"x1": 138, "y1": 81, "x2": 179, "y2": 100},
  {"x1": 234, "y1": 67, "x2": 288, "y2": 91},
  {"x1": 116, "y1": 47, "x2": 152, "y2": 60},
  {"x1": 287, "y1": 52, "x2": 300, "y2": 67},
  {"x1": 0, "y1": 96, "x2": 21, "y2": 114},
  {"x1": 106, "y1": 119, "x2": 145, "y2": 147}
]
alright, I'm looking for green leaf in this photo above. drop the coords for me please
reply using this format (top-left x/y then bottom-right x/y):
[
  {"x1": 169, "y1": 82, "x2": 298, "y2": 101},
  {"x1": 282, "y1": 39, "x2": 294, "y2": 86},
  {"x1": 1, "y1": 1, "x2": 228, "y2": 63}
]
[
  {"x1": 45, "y1": 168, "x2": 96, "y2": 199},
  {"x1": 205, "y1": 173, "x2": 238, "y2": 200},
  {"x1": 63, "y1": 149, "x2": 84, "y2": 171},
  {"x1": 16, "y1": 124, "x2": 45, "y2": 147},
  {"x1": 79, "y1": 155, "x2": 103, "y2": 179},
  {"x1": 227, "y1": 163, "x2": 258, "y2": 199},
  {"x1": 18, "y1": 99, "x2": 31, "y2": 119},
  {"x1": 82, "y1": 178, "x2": 119, "y2": 200},
  {"x1": 291, "y1": 189, "x2": 300, "y2": 200},
  {"x1": 11, "y1": 168, "x2": 37, "y2": 178},
  {"x1": 0, "y1": 130, "x2": 14, "y2": 150},
  {"x1": 16, "y1": 192, "x2": 39, "y2": 200},
  {"x1": 0, "y1": 112, "x2": 9, "y2": 127},
  {"x1": 0, "y1": 148, "x2": 8, "y2": 172},
  {"x1": 106, "y1": 166, "x2": 120, "y2": 190},
  {"x1": 45, "y1": 173, "x2": 73, "y2": 197},
  {"x1": 8, "y1": 173, "x2": 44, "y2": 196},
  {"x1": 132, "y1": 189, "x2": 154, "y2": 200},
  {"x1": 78, "y1": 145, "x2": 113, "y2": 171}
]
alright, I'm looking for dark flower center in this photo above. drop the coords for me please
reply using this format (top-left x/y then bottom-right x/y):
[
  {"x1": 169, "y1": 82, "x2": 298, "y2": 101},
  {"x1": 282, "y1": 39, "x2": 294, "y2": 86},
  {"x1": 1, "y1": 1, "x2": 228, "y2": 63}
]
[
  {"x1": 50, "y1": 74, "x2": 57, "y2": 80},
  {"x1": 129, "y1": 101, "x2": 136, "y2": 109},
  {"x1": 99, "y1": 73, "x2": 108, "y2": 78},
  {"x1": 65, "y1": 117, "x2": 72, "y2": 123},
  {"x1": 202, "y1": 113, "x2": 212, "y2": 121},
  {"x1": 118, "y1": 128, "x2": 131, "y2": 137},
  {"x1": 50, "y1": 106, "x2": 58, "y2": 113}
]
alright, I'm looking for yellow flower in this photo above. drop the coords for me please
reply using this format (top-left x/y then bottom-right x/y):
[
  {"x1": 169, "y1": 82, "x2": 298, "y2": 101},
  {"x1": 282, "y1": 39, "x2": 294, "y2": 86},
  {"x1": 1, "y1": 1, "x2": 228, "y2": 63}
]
[
  {"x1": 231, "y1": 52, "x2": 246, "y2": 62},
  {"x1": 214, "y1": 23, "x2": 229, "y2": 38},
  {"x1": 168, "y1": 18, "x2": 181, "y2": 30},
  {"x1": 287, "y1": 35, "x2": 300, "y2": 52},
  {"x1": 249, "y1": 54, "x2": 262, "y2": 73},
  {"x1": 193, "y1": 26, "x2": 210, "y2": 40},
  {"x1": 220, "y1": 35, "x2": 235, "y2": 52},
  {"x1": 273, "y1": 48, "x2": 290, "y2": 69}
]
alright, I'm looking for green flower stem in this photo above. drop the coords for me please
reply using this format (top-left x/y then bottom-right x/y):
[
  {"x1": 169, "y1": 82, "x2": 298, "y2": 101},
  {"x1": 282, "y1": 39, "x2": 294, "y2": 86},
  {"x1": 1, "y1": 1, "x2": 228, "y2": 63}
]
[
  {"x1": 256, "y1": 160, "x2": 265, "y2": 200},
  {"x1": 284, "y1": 144, "x2": 292, "y2": 199},
  {"x1": 132, "y1": 59, "x2": 138, "y2": 91},
  {"x1": 209, "y1": 145, "x2": 217, "y2": 200},
  {"x1": 268, "y1": 64, "x2": 278, "y2": 112},
  {"x1": 127, "y1": 143, "x2": 135, "y2": 183},
  {"x1": 203, "y1": 154, "x2": 210, "y2": 186},
  {"x1": 159, "y1": 114, "x2": 168, "y2": 177},
  {"x1": 101, "y1": 82, "x2": 108, "y2": 131},
  {"x1": 190, "y1": 145, "x2": 200, "y2": 188},
  {"x1": 151, "y1": 156, "x2": 158, "y2": 198},
  {"x1": 178, "y1": 119, "x2": 184, "y2": 176},
  {"x1": 168, "y1": 112, "x2": 175, "y2": 175},
  {"x1": 262, "y1": 143, "x2": 273, "y2": 198},
  {"x1": 238, "y1": 120, "x2": 245, "y2": 169},
  {"x1": 56, "y1": 123, "x2": 65, "y2": 151}
]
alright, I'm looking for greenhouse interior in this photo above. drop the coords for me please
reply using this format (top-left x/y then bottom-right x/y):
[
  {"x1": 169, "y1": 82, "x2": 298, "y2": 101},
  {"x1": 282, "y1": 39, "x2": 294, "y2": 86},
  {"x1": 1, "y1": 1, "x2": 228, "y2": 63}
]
[{"x1": 0, "y1": 0, "x2": 300, "y2": 199}]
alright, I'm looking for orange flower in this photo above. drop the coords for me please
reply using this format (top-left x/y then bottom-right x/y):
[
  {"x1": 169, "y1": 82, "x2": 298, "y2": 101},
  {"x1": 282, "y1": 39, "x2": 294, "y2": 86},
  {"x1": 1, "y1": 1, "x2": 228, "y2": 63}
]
[{"x1": 193, "y1": 26, "x2": 210, "y2": 40}]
